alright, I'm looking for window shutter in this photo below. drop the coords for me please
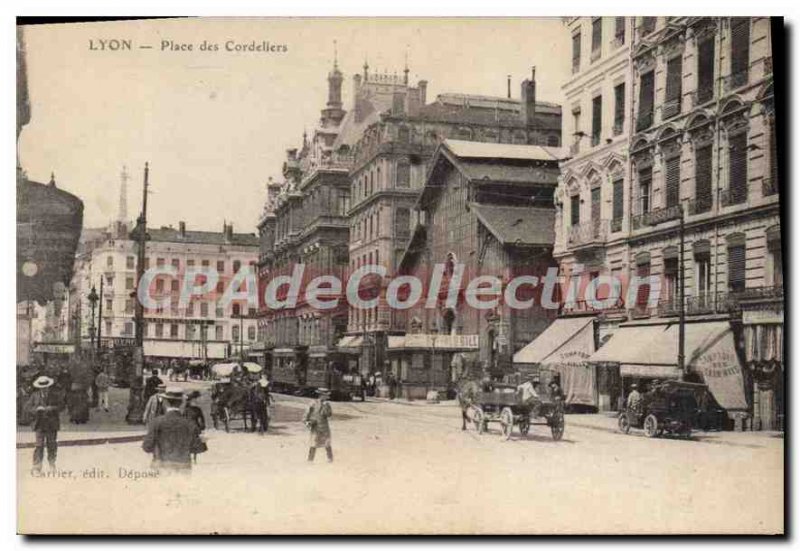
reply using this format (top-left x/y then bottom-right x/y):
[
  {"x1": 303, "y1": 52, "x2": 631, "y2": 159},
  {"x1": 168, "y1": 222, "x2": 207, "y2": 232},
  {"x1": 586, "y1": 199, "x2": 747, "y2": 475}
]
[
  {"x1": 727, "y1": 244, "x2": 746, "y2": 292},
  {"x1": 396, "y1": 160, "x2": 410, "y2": 188},
  {"x1": 612, "y1": 178, "x2": 624, "y2": 221},
  {"x1": 614, "y1": 83, "x2": 625, "y2": 132},
  {"x1": 730, "y1": 18, "x2": 750, "y2": 84},
  {"x1": 694, "y1": 145, "x2": 712, "y2": 211},
  {"x1": 636, "y1": 262, "x2": 651, "y2": 306},
  {"x1": 592, "y1": 95, "x2": 602, "y2": 144},
  {"x1": 638, "y1": 166, "x2": 652, "y2": 213},
  {"x1": 729, "y1": 133, "x2": 748, "y2": 203},
  {"x1": 638, "y1": 71, "x2": 654, "y2": 131},
  {"x1": 697, "y1": 39, "x2": 715, "y2": 103},
  {"x1": 666, "y1": 155, "x2": 681, "y2": 207},
  {"x1": 664, "y1": 56, "x2": 683, "y2": 118}
]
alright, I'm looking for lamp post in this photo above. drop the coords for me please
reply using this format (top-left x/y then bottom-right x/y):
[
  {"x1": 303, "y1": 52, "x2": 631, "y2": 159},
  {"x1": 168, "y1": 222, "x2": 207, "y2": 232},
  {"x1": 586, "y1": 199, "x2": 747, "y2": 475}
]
[{"x1": 87, "y1": 285, "x2": 99, "y2": 349}]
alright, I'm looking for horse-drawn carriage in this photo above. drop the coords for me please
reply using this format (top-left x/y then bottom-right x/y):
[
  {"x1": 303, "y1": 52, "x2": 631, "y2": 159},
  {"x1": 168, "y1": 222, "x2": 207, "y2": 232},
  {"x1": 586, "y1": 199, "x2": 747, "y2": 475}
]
[
  {"x1": 618, "y1": 380, "x2": 706, "y2": 438},
  {"x1": 209, "y1": 362, "x2": 270, "y2": 433},
  {"x1": 463, "y1": 382, "x2": 565, "y2": 441}
]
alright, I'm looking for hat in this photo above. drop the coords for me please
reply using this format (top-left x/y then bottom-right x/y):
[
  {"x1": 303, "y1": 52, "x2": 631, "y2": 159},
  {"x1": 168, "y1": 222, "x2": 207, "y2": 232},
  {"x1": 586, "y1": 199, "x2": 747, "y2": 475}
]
[
  {"x1": 33, "y1": 376, "x2": 54, "y2": 389},
  {"x1": 630, "y1": 383, "x2": 638, "y2": 389},
  {"x1": 258, "y1": 377, "x2": 269, "y2": 388},
  {"x1": 159, "y1": 387, "x2": 184, "y2": 402}
]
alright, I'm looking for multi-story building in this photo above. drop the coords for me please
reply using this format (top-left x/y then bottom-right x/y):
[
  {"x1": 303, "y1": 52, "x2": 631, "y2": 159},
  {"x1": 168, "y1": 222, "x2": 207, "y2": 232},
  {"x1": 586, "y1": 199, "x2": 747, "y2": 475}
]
[
  {"x1": 396, "y1": 140, "x2": 561, "y2": 398},
  {"x1": 345, "y1": 67, "x2": 562, "y2": 377},
  {"x1": 72, "y1": 221, "x2": 259, "y2": 362}
]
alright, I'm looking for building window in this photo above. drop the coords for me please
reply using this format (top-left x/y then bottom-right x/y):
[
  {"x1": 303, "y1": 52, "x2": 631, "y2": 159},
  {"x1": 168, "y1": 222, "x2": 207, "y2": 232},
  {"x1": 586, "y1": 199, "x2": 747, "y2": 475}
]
[
  {"x1": 105, "y1": 320, "x2": 112, "y2": 336},
  {"x1": 663, "y1": 253, "x2": 679, "y2": 306},
  {"x1": 591, "y1": 95, "x2": 602, "y2": 146},
  {"x1": 123, "y1": 322, "x2": 134, "y2": 336},
  {"x1": 395, "y1": 208, "x2": 411, "y2": 240},
  {"x1": 571, "y1": 31, "x2": 581, "y2": 73},
  {"x1": 217, "y1": 260, "x2": 225, "y2": 273},
  {"x1": 156, "y1": 258, "x2": 165, "y2": 268},
  {"x1": 637, "y1": 70, "x2": 655, "y2": 131},
  {"x1": 232, "y1": 325, "x2": 240, "y2": 342},
  {"x1": 233, "y1": 260, "x2": 241, "y2": 273},
  {"x1": 547, "y1": 135, "x2": 560, "y2": 147},
  {"x1": 641, "y1": 17, "x2": 656, "y2": 36},
  {"x1": 570, "y1": 195, "x2": 580, "y2": 226},
  {"x1": 635, "y1": 255, "x2": 652, "y2": 309},
  {"x1": 614, "y1": 17, "x2": 625, "y2": 45},
  {"x1": 727, "y1": 238, "x2": 746, "y2": 294},
  {"x1": 105, "y1": 299, "x2": 113, "y2": 313},
  {"x1": 694, "y1": 144, "x2": 713, "y2": 213},
  {"x1": 638, "y1": 166, "x2": 652, "y2": 214},
  {"x1": 612, "y1": 177, "x2": 624, "y2": 230},
  {"x1": 125, "y1": 299, "x2": 133, "y2": 314},
  {"x1": 171, "y1": 258, "x2": 180, "y2": 270},
  {"x1": 591, "y1": 18, "x2": 602, "y2": 60},
  {"x1": 727, "y1": 133, "x2": 748, "y2": 205},
  {"x1": 613, "y1": 83, "x2": 625, "y2": 135},
  {"x1": 187, "y1": 302, "x2": 195, "y2": 317},
  {"x1": 664, "y1": 56, "x2": 683, "y2": 119},
  {"x1": 106, "y1": 275, "x2": 114, "y2": 287},
  {"x1": 187, "y1": 259, "x2": 195, "y2": 268},
  {"x1": 216, "y1": 306, "x2": 223, "y2": 318},
  {"x1": 171, "y1": 279, "x2": 179, "y2": 292},
  {"x1": 170, "y1": 324, "x2": 179, "y2": 338},
  {"x1": 768, "y1": 231, "x2": 783, "y2": 287},
  {"x1": 126, "y1": 276, "x2": 134, "y2": 290},
  {"x1": 730, "y1": 17, "x2": 750, "y2": 89},
  {"x1": 248, "y1": 326, "x2": 256, "y2": 341},
  {"x1": 215, "y1": 325, "x2": 223, "y2": 340},
  {"x1": 571, "y1": 107, "x2": 582, "y2": 152},
  {"x1": 126, "y1": 256, "x2": 135, "y2": 269},
  {"x1": 232, "y1": 303, "x2": 241, "y2": 317},
  {"x1": 766, "y1": 115, "x2": 778, "y2": 196},
  {"x1": 665, "y1": 154, "x2": 681, "y2": 208},
  {"x1": 107, "y1": 255, "x2": 114, "y2": 268},
  {"x1": 697, "y1": 37, "x2": 715, "y2": 104},
  {"x1": 200, "y1": 302, "x2": 209, "y2": 317},
  {"x1": 396, "y1": 160, "x2": 410, "y2": 188},
  {"x1": 155, "y1": 323, "x2": 164, "y2": 338}
]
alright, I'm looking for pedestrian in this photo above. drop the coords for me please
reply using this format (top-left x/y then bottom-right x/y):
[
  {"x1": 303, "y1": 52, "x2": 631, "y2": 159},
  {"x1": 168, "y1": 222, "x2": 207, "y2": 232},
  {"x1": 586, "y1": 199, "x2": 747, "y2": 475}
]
[
  {"x1": 68, "y1": 383, "x2": 90, "y2": 424},
  {"x1": 183, "y1": 390, "x2": 205, "y2": 432},
  {"x1": 549, "y1": 380, "x2": 565, "y2": 402},
  {"x1": 303, "y1": 388, "x2": 333, "y2": 463},
  {"x1": 248, "y1": 377, "x2": 270, "y2": 434},
  {"x1": 626, "y1": 383, "x2": 642, "y2": 411},
  {"x1": 143, "y1": 368, "x2": 164, "y2": 404},
  {"x1": 26, "y1": 376, "x2": 63, "y2": 473},
  {"x1": 95, "y1": 368, "x2": 110, "y2": 412},
  {"x1": 143, "y1": 383, "x2": 167, "y2": 425},
  {"x1": 142, "y1": 388, "x2": 206, "y2": 473}
]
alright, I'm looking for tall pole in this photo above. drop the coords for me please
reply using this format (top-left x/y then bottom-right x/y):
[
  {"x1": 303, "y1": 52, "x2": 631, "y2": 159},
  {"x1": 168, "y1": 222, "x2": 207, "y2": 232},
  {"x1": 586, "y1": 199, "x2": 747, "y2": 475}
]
[
  {"x1": 89, "y1": 295, "x2": 96, "y2": 349},
  {"x1": 678, "y1": 205, "x2": 686, "y2": 379},
  {"x1": 97, "y1": 276, "x2": 104, "y2": 350},
  {"x1": 127, "y1": 162, "x2": 149, "y2": 424}
]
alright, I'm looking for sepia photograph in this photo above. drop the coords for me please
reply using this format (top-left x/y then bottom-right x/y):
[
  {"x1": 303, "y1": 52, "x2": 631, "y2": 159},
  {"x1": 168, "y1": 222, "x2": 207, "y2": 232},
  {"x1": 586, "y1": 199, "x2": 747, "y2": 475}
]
[{"x1": 14, "y1": 15, "x2": 784, "y2": 535}]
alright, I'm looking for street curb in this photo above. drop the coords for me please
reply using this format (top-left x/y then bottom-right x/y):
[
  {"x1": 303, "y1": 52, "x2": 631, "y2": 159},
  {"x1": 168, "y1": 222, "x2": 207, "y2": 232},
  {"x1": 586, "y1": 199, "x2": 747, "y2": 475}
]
[{"x1": 16, "y1": 434, "x2": 144, "y2": 450}]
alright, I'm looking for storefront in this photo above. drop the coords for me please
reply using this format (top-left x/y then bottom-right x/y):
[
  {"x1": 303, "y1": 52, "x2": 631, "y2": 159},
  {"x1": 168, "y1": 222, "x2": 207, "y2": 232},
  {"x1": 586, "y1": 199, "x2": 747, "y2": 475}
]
[
  {"x1": 513, "y1": 316, "x2": 603, "y2": 410},
  {"x1": 741, "y1": 306, "x2": 784, "y2": 431},
  {"x1": 387, "y1": 334, "x2": 479, "y2": 400},
  {"x1": 588, "y1": 320, "x2": 749, "y2": 427},
  {"x1": 336, "y1": 335, "x2": 363, "y2": 374}
]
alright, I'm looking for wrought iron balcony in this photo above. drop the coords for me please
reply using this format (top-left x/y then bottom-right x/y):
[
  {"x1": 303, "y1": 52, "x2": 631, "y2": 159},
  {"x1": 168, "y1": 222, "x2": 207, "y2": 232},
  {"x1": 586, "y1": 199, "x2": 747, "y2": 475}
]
[
  {"x1": 657, "y1": 297, "x2": 681, "y2": 317},
  {"x1": 562, "y1": 298, "x2": 626, "y2": 316},
  {"x1": 720, "y1": 188, "x2": 748, "y2": 207},
  {"x1": 687, "y1": 196, "x2": 713, "y2": 215},
  {"x1": 567, "y1": 220, "x2": 610, "y2": 249},
  {"x1": 723, "y1": 70, "x2": 749, "y2": 93},
  {"x1": 632, "y1": 204, "x2": 682, "y2": 229},
  {"x1": 762, "y1": 178, "x2": 779, "y2": 197}
]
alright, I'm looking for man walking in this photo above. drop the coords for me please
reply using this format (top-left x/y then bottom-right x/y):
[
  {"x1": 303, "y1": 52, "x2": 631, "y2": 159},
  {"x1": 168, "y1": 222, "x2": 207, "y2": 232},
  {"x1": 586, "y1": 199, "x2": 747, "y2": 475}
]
[
  {"x1": 303, "y1": 388, "x2": 333, "y2": 463},
  {"x1": 142, "y1": 388, "x2": 205, "y2": 472},
  {"x1": 143, "y1": 383, "x2": 167, "y2": 425},
  {"x1": 26, "y1": 376, "x2": 62, "y2": 473},
  {"x1": 95, "y1": 369, "x2": 110, "y2": 412}
]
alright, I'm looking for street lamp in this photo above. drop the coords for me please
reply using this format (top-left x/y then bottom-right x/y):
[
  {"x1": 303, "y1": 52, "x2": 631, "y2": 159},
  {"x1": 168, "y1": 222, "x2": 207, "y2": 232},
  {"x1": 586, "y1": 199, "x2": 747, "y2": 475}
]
[{"x1": 87, "y1": 285, "x2": 99, "y2": 349}]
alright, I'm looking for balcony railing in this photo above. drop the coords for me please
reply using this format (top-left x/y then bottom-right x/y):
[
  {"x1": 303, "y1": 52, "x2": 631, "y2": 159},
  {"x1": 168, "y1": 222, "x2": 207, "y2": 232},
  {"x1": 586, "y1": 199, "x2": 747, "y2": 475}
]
[
  {"x1": 723, "y1": 70, "x2": 749, "y2": 93},
  {"x1": 762, "y1": 178, "x2": 779, "y2": 197},
  {"x1": 687, "y1": 196, "x2": 713, "y2": 215},
  {"x1": 632, "y1": 204, "x2": 682, "y2": 229},
  {"x1": 567, "y1": 220, "x2": 610, "y2": 248},
  {"x1": 636, "y1": 111, "x2": 654, "y2": 132},
  {"x1": 562, "y1": 298, "x2": 626, "y2": 316},
  {"x1": 720, "y1": 188, "x2": 748, "y2": 207}
]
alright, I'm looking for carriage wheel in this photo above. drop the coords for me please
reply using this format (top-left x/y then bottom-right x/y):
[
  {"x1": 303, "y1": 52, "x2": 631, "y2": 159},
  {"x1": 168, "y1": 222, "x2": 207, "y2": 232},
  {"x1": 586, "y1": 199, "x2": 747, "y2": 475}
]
[
  {"x1": 618, "y1": 413, "x2": 631, "y2": 434},
  {"x1": 500, "y1": 407, "x2": 514, "y2": 441},
  {"x1": 643, "y1": 414, "x2": 659, "y2": 438},
  {"x1": 223, "y1": 407, "x2": 231, "y2": 433},
  {"x1": 550, "y1": 410, "x2": 565, "y2": 441},
  {"x1": 518, "y1": 416, "x2": 530, "y2": 436},
  {"x1": 471, "y1": 406, "x2": 485, "y2": 433}
]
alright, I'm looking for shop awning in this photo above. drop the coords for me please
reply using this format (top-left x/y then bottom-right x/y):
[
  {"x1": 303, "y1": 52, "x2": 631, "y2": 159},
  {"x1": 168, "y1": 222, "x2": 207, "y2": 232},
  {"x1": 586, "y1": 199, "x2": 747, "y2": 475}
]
[
  {"x1": 388, "y1": 334, "x2": 479, "y2": 351},
  {"x1": 513, "y1": 317, "x2": 595, "y2": 364},
  {"x1": 591, "y1": 321, "x2": 748, "y2": 410},
  {"x1": 336, "y1": 336, "x2": 363, "y2": 353}
]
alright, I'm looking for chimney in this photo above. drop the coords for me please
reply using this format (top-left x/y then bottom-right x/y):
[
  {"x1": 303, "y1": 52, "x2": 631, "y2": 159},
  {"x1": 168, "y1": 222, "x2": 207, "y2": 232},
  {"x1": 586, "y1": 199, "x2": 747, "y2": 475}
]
[
  {"x1": 225, "y1": 223, "x2": 234, "y2": 242},
  {"x1": 179, "y1": 221, "x2": 186, "y2": 237},
  {"x1": 520, "y1": 67, "x2": 537, "y2": 127},
  {"x1": 418, "y1": 80, "x2": 428, "y2": 105}
]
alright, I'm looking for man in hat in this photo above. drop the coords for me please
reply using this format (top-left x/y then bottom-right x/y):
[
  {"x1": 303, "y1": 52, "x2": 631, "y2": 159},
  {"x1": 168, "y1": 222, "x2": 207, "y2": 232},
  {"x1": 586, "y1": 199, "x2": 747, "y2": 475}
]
[
  {"x1": 26, "y1": 376, "x2": 63, "y2": 473},
  {"x1": 143, "y1": 368, "x2": 164, "y2": 404},
  {"x1": 94, "y1": 368, "x2": 111, "y2": 412},
  {"x1": 248, "y1": 377, "x2": 270, "y2": 434},
  {"x1": 143, "y1": 383, "x2": 167, "y2": 426},
  {"x1": 626, "y1": 383, "x2": 643, "y2": 412},
  {"x1": 142, "y1": 388, "x2": 205, "y2": 472},
  {"x1": 303, "y1": 388, "x2": 333, "y2": 462}
]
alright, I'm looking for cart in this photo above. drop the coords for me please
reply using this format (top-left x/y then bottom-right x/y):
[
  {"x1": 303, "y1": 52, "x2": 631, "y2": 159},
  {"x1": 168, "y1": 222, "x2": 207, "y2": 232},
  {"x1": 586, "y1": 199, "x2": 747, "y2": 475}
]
[
  {"x1": 467, "y1": 383, "x2": 565, "y2": 441},
  {"x1": 618, "y1": 380, "x2": 706, "y2": 439}
]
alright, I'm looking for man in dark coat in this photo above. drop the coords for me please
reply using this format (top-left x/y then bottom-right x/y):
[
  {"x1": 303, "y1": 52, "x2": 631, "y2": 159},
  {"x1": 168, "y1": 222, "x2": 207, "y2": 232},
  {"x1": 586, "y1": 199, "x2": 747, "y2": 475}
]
[
  {"x1": 143, "y1": 368, "x2": 164, "y2": 404},
  {"x1": 142, "y1": 388, "x2": 205, "y2": 472},
  {"x1": 26, "y1": 376, "x2": 63, "y2": 472}
]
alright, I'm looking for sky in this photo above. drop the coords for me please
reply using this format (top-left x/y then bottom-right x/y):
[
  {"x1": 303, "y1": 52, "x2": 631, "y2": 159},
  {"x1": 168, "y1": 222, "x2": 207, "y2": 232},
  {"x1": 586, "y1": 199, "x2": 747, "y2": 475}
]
[{"x1": 18, "y1": 17, "x2": 570, "y2": 233}]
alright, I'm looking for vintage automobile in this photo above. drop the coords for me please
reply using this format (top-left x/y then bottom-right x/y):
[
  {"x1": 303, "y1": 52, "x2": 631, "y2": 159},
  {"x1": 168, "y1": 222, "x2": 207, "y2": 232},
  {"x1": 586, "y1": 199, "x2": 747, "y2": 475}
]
[{"x1": 618, "y1": 380, "x2": 707, "y2": 438}]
